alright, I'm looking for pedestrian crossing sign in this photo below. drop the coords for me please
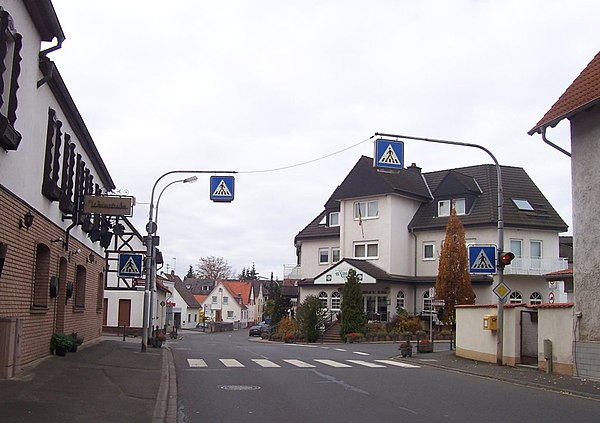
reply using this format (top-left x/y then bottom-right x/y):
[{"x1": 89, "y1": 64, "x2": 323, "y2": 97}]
[
  {"x1": 118, "y1": 253, "x2": 143, "y2": 278},
  {"x1": 468, "y1": 245, "x2": 497, "y2": 274},
  {"x1": 210, "y1": 176, "x2": 235, "y2": 203},
  {"x1": 374, "y1": 139, "x2": 404, "y2": 170}
]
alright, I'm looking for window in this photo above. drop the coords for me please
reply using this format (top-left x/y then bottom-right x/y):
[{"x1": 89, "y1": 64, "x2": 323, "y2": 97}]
[
  {"x1": 438, "y1": 198, "x2": 465, "y2": 216},
  {"x1": 188, "y1": 314, "x2": 191, "y2": 322},
  {"x1": 319, "y1": 248, "x2": 329, "y2": 264},
  {"x1": 530, "y1": 240, "x2": 542, "y2": 269},
  {"x1": 223, "y1": 296, "x2": 228, "y2": 305},
  {"x1": 422, "y1": 291, "x2": 432, "y2": 312},
  {"x1": 423, "y1": 242, "x2": 435, "y2": 260},
  {"x1": 354, "y1": 200, "x2": 378, "y2": 220},
  {"x1": 212, "y1": 296, "x2": 217, "y2": 304},
  {"x1": 331, "y1": 292, "x2": 341, "y2": 310},
  {"x1": 509, "y1": 291, "x2": 523, "y2": 304},
  {"x1": 354, "y1": 242, "x2": 378, "y2": 259},
  {"x1": 329, "y1": 212, "x2": 340, "y2": 227},
  {"x1": 0, "y1": 8, "x2": 23, "y2": 151},
  {"x1": 396, "y1": 291, "x2": 405, "y2": 310},
  {"x1": 32, "y1": 244, "x2": 51, "y2": 309},
  {"x1": 513, "y1": 199, "x2": 534, "y2": 211},
  {"x1": 331, "y1": 248, "x2": 340, "y2": 263},
  {"x1": 74, "y1": 265, "x2": 86, "y2": 309},
  {"x1": 227, "y1": 310, "x2": 234, "y2": 318},
  {"x1": 318, "y1": 291, "x2": 328, "y2": 309},
  {"x1": 530, "y1": 292, "x2": 542, "y2": 305},
  {"x1": 510, "y1": 239, "x2": 523, "y2": 258}
]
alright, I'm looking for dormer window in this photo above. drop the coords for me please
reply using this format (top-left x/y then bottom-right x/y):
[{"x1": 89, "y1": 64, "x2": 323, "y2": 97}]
[
  {"x1": 438, "y1": 198, "x2": 465, "y2": 217},
  {"x1": 329, "y1": 212, "x2": 339, "y2": 227}
]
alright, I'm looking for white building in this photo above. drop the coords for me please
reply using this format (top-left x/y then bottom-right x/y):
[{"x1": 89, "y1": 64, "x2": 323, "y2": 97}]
[{"x1": 293, "y1": 156, "x2": 569, "y2": 321}]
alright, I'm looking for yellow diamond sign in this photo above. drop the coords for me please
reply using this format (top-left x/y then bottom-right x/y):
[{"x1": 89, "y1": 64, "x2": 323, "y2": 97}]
[{"x1": 493, "y1": 282, "x2": 511, "y2": 301}]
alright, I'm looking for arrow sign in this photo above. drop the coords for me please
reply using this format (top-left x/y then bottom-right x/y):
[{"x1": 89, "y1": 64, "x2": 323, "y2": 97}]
[
  {"x1": 118, "y1": 253, "x2": 143, "y2": 278},
  {"x1": 210, "y1": 176, "x2": 235, "y2": 202},
  {"x1": 468, "y1": 245, "x2": 497, "y2": 274}
]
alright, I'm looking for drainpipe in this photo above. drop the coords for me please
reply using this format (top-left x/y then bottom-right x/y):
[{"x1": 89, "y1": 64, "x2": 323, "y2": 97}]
[
  {"x1": 37, "y1": 37, "x2": 63, "y2": 88},
  {"x1": 541, "y1": 127, "x2": 571, "y2": 158}
]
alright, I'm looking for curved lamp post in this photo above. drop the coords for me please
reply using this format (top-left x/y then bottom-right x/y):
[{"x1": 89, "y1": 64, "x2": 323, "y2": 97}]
[
  {"x1": 374, "y1": 132, "x2": 505, "y2": 365},
  {"x1": 147, "y1": 175, "x2": 198, "y2": 343},
  {"x1": 142, "y1": 170, "x2": 235, "y2": 352}
]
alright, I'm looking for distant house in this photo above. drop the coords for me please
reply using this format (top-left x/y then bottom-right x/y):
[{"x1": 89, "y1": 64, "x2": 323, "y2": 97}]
[
  {"x1": 529, "y1": 51, "x2": 600, "y2": 380},
  {"x1": 201, "y1": 280, "x2": 252, "y2": 328},
  {"x1": 292, "y1": 155, "x2": 568, "y2": 321},
  {"x1": 161, "y1": 272, "x2": 201, "y2": 329}
]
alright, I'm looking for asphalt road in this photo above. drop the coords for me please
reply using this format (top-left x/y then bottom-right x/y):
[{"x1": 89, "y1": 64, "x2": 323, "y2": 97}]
[{"x1": 170, "y1": 330, "x2": 600, "y2": 423}]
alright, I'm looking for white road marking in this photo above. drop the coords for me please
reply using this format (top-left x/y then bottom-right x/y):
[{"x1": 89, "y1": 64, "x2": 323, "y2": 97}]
[
  {"x1": 252, "y1": 359, "x2": 280, "y2": 368},
  {"x1": 220, "y1": 359, "x2": 244, "y2": 367},
  {"x1": 347, "y1": 360, "x2": 386, "y2": 368},
  {"x1": 375, "y1": 360, "x2": 420, "y2": 368},
  {"x1": 353, "y1": 351, "x2": 370, "y2": 356},
  {"x1": 315, "y1": 359, "x2": 352, "y2": 368},
  {"x1": 283, "y1": 359, "x2": 315, "y2": 368},
  {"x1": 187, "y1": 359, "x2": 207, "y2": 368}
]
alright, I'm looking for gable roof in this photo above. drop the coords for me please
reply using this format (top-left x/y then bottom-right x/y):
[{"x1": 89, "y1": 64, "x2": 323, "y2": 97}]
[
  {"x1": 409, "y1": 164, "x2": 568, "y2": 232},
  {"x1": 529, "y1": 51, "x2": 600, "y2": 134},
  {"x1": 221, "y1": 281, "x2": 253, "y2": 305},
  {"x1": 174, "y1": 280, "x2": 201, "y2": 308}
]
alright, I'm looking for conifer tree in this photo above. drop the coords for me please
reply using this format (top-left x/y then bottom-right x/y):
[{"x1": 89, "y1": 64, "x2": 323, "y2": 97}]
[
  {"x1": 435, "y1": 208, "x2": 475, "y2": 327},
  {"x1": 340, "y1": 269, "x2": 367, "y2": 338}
]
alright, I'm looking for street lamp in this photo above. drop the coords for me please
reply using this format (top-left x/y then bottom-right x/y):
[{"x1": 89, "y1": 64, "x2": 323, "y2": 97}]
[
  {"x1": 142, "y1": 170, "x2": 235, "y2": 352},
  {"x1": 374, "y1": 132, "x2": 506, "y2": 365},
  {"x1": 148, "y1": 175, "x2": 198, "y2": 344}
]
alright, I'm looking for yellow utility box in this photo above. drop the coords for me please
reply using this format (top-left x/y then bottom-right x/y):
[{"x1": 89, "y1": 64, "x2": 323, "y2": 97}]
[{"x1": 483, "y1": 315, "x2": 498, "y2": 331}]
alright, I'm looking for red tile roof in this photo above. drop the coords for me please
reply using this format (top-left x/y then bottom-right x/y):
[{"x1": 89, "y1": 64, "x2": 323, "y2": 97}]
[
  {"x1": 529, "y1": 51, "x2": 600, "y2": 134},
  {"x1": 221, "y1": 281, "x2": 252, "y2": 305}
]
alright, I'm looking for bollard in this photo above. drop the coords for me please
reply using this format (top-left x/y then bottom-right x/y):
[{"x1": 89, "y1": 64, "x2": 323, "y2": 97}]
[
  {"x1": 543, "y1": 339, "x2": 553, "y2": 374},
  {"x1": 122, "y1": 325, "x2": 126, "y2": 341}
]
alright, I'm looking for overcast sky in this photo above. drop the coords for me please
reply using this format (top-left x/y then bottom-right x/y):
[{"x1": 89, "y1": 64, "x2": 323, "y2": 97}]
[{"x1": 49, "y1": 1, "x2": 598, "y2": 279}]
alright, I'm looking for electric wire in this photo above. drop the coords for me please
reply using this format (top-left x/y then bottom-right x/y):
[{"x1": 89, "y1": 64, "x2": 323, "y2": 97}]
[{"x1": 237, "y1": 135, "x2": 375, "y2": 174}]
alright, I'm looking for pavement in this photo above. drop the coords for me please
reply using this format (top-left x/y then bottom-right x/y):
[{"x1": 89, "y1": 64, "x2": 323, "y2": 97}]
[
  {"x1": 0, "y1": 335, "x2": 177, "y2": 423},
  {"x1": 1, "y1": 335, "x2": 600, "y2": 423}
]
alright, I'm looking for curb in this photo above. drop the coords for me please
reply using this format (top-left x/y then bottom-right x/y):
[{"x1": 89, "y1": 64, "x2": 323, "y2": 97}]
[{"x1": 153, "y1": 346, "x2": 178, "y2": 423}]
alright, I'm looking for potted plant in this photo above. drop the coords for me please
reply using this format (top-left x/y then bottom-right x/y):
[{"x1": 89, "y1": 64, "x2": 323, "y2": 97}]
[
  {"x1": 154, "y1": 331, "x2": 166, "y2": 348},
  {"x1": 50, "y1": 333, "x2": 73, "y2": 356},
  {"x1": 398, "y1": 332, "x2": 413, "y2": 357},
  {"x1": 68, "y1": 332, "x2": 84, "y2": 352}
]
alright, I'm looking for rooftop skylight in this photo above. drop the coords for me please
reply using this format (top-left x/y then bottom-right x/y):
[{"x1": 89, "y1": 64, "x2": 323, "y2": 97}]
[{"x1": 512, "y1": 199, "x2": 534, "y2": 211}]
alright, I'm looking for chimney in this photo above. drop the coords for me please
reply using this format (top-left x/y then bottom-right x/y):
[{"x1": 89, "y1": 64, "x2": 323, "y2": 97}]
[{"x1": 407, "y1": 163, "x2": 421, "y2": 173}]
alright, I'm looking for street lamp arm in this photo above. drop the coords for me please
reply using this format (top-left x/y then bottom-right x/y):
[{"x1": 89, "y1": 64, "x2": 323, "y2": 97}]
[{"x1": 148, "y1": 170, "x2": 238, "y2": 222}]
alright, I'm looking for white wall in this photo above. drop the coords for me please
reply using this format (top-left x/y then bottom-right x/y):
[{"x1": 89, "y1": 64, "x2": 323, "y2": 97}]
[{"x1": 538, "y1": 305, "x2": 574, "y2": 375}]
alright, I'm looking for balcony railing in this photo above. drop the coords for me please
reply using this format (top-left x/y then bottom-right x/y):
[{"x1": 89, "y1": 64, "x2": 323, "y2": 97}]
[
  {"x1": 503, "y1": 257, "x2": 568, "y2": 276},
  {"x1": 284, "y1": 264, "x2": 302, "y2": 280}
]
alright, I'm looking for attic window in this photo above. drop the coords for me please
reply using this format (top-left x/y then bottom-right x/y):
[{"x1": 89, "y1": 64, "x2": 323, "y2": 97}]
[
  {"x1": 512, "y1": 199, "x2": 534, "y2": 211},
  {"x1": 438, "y1": 198, "x2": 465, "y2": 217}
]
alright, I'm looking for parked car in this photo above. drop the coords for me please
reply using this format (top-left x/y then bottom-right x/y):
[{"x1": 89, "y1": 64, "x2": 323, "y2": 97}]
[{"x1": 249, "y1": 323, "x2": 269, "y2": 337}]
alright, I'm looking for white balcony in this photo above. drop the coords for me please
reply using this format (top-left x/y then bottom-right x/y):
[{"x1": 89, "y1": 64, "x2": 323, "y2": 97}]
[
  {"x1": 284, "y1": 264, "x2": 302, "y2": 280},
  {"x1": 503, "y1": 257, "x2": 569, "y2": 276}
]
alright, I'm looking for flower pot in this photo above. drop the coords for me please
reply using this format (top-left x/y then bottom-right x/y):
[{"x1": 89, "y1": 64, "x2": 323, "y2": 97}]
[{"x1": 55, "y1": 347, "x2": 68, "y2": 356}]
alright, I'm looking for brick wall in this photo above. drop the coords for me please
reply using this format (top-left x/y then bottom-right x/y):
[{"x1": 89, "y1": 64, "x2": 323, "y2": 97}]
[{"x1": 0, "y1": 186, "x2": 104, "y2": 368}]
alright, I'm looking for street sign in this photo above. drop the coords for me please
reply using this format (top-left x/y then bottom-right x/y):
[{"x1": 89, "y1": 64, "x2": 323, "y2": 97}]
[
  {"x1": 118, "y1": 253, "x2": 143, "y2": 278},
  {"x1": 210, "y1": 176, "x2": 235, "y2": 202},
  {"x1": 548, "y1": 292, "x2": 555, "y2": 304},
  {"x1": 432, "y1": 300, "x2": 445, "y2": 306},
  {"x1": 493, "y1": 282, "x2": 511, "y2": 301},
  {"x1": 374, "y1": 139, "x2": 404, "y2": 170},
  {"x1": 468, "y1": 245, "x2": 497, "y2": 274}
]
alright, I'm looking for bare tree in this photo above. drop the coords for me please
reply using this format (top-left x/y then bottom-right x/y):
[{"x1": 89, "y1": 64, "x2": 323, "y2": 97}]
[{"x1": 195, "y1": 256, "x2": 233, "y2": 280}]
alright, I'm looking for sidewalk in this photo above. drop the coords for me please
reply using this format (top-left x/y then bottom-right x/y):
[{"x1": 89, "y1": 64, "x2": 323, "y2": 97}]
[
  {"x1": 0, "y1": 335, "x2": 177, "y2": 423},
  {"x1": 397, "y1": 348, "x2": 600, "y2": 400}
]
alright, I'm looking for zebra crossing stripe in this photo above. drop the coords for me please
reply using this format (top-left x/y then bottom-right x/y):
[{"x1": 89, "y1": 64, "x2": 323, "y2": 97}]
[
  {"x1": 315, "y1": 359, "x2": 352, "y2": 368},
  {"x1": 347, "y1": 360, "x2": 386, "y2": 368},
  {"x1": 187, "y1": 359, "x2": 207, "y2": 368},
  {"x1": 252, "y1": 359, "x2": 280, "y2": 368},
  {"x1": 283, "y1": 359, "x2": 315, "y2": 368},
  {"x1": 375, "y1": 360, "x2": 420, "y2": 368},
  {"x1": 220, "y1": 359, "x2": 244, "y2": 367}
]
